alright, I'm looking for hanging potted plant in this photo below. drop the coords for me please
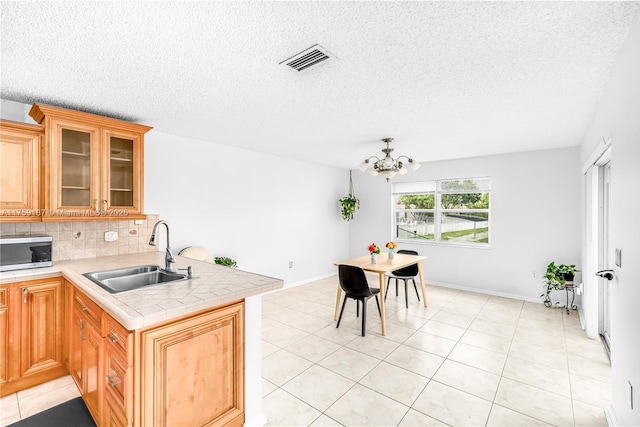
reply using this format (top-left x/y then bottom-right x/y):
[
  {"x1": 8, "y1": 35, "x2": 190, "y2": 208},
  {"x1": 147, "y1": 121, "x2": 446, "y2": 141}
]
[{"x1": 339, "y1": 170, "x2": 360, "y2": 221}]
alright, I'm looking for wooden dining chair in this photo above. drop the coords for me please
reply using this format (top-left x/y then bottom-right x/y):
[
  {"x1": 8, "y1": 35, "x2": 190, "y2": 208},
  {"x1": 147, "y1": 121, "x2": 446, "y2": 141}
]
[
  {"x1": 385, "y1": 249, "x2": 420, "y2": 308},
  {"x1": 336, "y1": 264, "x2": 381, "y2": 336}
]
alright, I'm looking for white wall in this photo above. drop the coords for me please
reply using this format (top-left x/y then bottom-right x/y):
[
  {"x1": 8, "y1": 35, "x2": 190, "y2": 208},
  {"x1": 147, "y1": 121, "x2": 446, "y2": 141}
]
[
  {"x1": 579, "y1": 12, "x2": 640, "y2": 426},
  {"x1": 349, "y1": 147, "x2": 581, "y2": 302},
  {"x1": 144, "y1": 130, "x2": 349, "y2": 285}
]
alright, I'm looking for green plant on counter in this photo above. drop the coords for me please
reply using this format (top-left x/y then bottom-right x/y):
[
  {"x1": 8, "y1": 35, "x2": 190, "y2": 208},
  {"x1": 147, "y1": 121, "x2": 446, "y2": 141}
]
[
  {"x1": 214, "y1": 257, "x2": 237, "y2": 268},
  {"x1": 541, "y1": 261, "x2": 580, "y2": 307}
]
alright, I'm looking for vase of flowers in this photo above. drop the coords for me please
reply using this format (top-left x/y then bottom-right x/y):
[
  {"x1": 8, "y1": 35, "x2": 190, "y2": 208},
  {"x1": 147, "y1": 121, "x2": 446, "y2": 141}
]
[
  {"x1": 368, "y1": 243, "x2": 380, "y2": 264},
  {"x1": 385, "y1": 242, "x2": 397, "y2": 259}
]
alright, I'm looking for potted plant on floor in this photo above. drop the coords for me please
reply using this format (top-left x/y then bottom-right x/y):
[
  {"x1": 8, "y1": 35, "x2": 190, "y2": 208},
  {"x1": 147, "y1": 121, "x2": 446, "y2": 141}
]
[{"x1": 541, "y1": 261, "x2": 579, "y2": 307}]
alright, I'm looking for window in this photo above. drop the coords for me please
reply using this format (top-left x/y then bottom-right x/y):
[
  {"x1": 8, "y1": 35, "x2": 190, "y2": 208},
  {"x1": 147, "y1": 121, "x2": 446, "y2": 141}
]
[{"x1": 393, "y1": 177, "x2": 490, "y2": 245}]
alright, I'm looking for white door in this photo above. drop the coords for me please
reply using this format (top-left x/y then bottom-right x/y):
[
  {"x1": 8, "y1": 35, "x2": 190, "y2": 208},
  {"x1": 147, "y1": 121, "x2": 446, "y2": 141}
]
[{"x1": 599, "y1": 161, "x2": 612, "y2": 353}]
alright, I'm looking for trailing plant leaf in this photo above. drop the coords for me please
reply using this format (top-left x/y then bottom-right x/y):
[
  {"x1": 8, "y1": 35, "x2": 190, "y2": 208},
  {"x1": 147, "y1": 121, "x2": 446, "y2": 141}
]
[
  {"x1": 214, "y1": 256, "x2": 237, "y2": 268},
  {"x1": 339, "y1": 194, "x2": 360, "y2": 221}
]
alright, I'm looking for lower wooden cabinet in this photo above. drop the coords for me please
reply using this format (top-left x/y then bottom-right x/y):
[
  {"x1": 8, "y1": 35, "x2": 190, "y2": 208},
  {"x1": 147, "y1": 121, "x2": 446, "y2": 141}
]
[
  {"x1": 5, "y1": 277, "x2": 244, "y2": 427},
  {"x1": 0, "y1": 284, "x2": 10, "y2": 388},
  {"x1": 139, "y1": 302, "x2": 245, "y2": 427},
  {"x1": 0, "y1": 277, "x2": 66, "y2": 397},
  {"x1": 69, "y1": 301, "x2": 103, "y2": 421}
]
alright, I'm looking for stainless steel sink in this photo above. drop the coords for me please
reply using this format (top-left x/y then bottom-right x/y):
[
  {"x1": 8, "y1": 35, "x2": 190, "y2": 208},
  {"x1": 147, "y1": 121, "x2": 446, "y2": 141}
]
[{"x1": 83, "y1": 265, "x2": 188, "y2": 293}]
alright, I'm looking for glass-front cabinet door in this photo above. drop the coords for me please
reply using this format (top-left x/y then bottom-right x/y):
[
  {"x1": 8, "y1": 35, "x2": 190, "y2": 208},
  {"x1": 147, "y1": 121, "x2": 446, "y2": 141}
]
[
  {"x1": 29, "y1": 103, "x2": 151, "y2": 221},
  {"x1": 103, "y1": 130, "x2": 143, "y2": 215},
  {"x1": 51, "y1": 119, "x2": 99, "y2": 213}
]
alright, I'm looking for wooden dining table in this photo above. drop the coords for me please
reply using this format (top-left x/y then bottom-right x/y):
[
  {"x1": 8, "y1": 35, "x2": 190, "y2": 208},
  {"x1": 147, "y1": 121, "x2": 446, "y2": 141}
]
[{"x1": 333, "y1": 252, "x2": 427, "y2": 336}]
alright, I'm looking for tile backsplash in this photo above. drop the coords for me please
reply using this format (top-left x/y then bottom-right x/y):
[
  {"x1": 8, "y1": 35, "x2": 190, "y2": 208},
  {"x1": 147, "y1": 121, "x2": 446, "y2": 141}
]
[{"x1": 0, "y1": 215, "x2": 161, "y2": 261}]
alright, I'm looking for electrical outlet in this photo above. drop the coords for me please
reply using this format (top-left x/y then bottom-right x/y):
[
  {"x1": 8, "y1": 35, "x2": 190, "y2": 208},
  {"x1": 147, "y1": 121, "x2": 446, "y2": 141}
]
[
  {"x1": 104, "y1": 231, "x2": 118, "y2": 242},
  {"x1": 134, "y1": 219, "x2": 143, "y2": 225},
  {"x1": 289, "y1": 261, "x2": 293, "y2": 268},
  {"x1": 616, "y1": 248, "x2": 622, "y2": 267},
  {"x1": 629, "y1": 381, "x2": 634, "y2": 409}
]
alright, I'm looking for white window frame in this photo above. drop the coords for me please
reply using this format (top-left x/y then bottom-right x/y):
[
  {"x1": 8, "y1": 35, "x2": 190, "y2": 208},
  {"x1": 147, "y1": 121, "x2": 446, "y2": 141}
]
[{"x1": 392, "y1": 177, "x2": 491, "y2": 247}]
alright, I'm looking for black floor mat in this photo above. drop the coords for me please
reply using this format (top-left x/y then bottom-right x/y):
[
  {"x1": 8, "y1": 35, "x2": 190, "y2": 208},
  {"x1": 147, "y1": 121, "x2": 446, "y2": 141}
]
[{"x1": 7, "y1": 397, "x2": 96, "y2": 427}]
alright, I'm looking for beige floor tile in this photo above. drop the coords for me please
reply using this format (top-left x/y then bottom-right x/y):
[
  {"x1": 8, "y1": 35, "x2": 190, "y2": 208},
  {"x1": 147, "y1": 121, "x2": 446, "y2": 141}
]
[
  {"x1": 0, "y1": 393, "x2": 20, "y2": 426},
  {"x1": 325, "y1": 383, "x2": 409, "y2": 427},
  {"x1": 459, "y1": 329, "x2": 512, "y2": 354},
  {"x1": 486, "y1": 404, "x2": 553, "y2": 426},
  {"x1": 433, "y1": 359, "x2": 501, "y2": 401},
  {"x1": 263, "y1": 388, "x2": 322, "y2": 427},
  {"x1": 263, "y1": 349, "x2": 315, "y2": 386},
  {"x1": 359, "y1": 361, "x2": 430, "y2": 406},
  {"x1": 476, "y1": 308, "x2": 520, "y2": 324},
  {"x1": 513, "y1": 327, "x2": 567, "y2": 350},
  {"x1": 509, "y1": 339, "x2": 568, "y2": 367},
  {"x1": 282, "y1": 365, "x2": 355, "y2": 412},
  {"x1": 285, "y1": 334, "x2": 342, "y2": 363},
  {"x1": 262, "y1": 322, "x2": 310, "y2": 348},
  {"x1": 448, "y1": 342, "x2": 507, "y2": 375},
  {"x1": 567, "y1": 353, "x2": 611, "y2": 383},
  {"x1": 262, "y1": 379, "x2": 278, "y2": 397},
  {"x1": 345, "y1": 334, "x2": 400, "y2": 360},
  {"x1": 570, "y1": 373, "x2": 611, "y2": 408},
  {"x1": 16, "y1": 375, "x2": 80, "y2": 419},
  {"x1": 287, "y1": 313, "x2": 335, "y2": 334},
  {"x1": 430, "y1": 310, "x2": 476, "y2": 329},
  {"x1": 413, "y1": 380, "x2": 492, "y2": 427},
  {"x1": 365, "y1": 322, "x2": 416, "y2": 343},
  {"x1": 469, "y1": 317, "x2": 516, "y2": 340},
  {"x1": 318, "y1": 347, "x2": 380, "y2": 382},
  {"x1": 502, "y1": 355, "x2": 571, "y2": 397},
  {"x1": 494, "y1": 377, "x2": 574, "y2": 426},
  {"x1": 419, "y1": 320, "x2": 467, "y2": 341},
  {"x1": 262, "y1": 340, "x2": 280, "y2": 358},
  {"x1": 386, "y1": 310, "x2": 430, "y2": 330},
  {"x1": 572, "y1": 400, "x2": 608, "y2": 426},
  {"x1": 309, "y1": 414, "x2": 344, "y2": 426},
  {"x1": 384, "y1": 344, "x2": 445, "y2": 379},
  {"x1": 404, "y1": 331, "x2": 457, "y2": 357},
  {"x1": 398, "y1": 408, "x2": 450, "y2": 426},
  {"x1": 314, "y1": 324, "x2": 360, "y2": 346}
]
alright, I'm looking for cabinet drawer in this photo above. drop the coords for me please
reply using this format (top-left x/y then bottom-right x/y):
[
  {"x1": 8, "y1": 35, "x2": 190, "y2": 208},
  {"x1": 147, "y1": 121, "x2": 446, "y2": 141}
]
[
  {"x1": 104, "y1": 388, "x2": 129, "y2": 427},
  {"x1": 105, "y1": 315, "x2": 132, "y2": 360},
  {"x1": 105, "y1": 349, "x2": 129, "y2": 407},
  {"x1": 73, "y1": 289, "x2": 102, "y2": 329}
]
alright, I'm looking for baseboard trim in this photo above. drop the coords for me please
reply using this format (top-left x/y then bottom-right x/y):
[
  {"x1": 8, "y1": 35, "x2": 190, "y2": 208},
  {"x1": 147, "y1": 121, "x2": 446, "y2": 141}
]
[
  {"x1": 605, "y1": 404, "x2": 617, "y2": 426},
  {"x1": 244, "y1": 413, "x2": 267, "y2": 427},
  {"x1": 425, "y1": 279, "x2": 542, "y2": 303}
]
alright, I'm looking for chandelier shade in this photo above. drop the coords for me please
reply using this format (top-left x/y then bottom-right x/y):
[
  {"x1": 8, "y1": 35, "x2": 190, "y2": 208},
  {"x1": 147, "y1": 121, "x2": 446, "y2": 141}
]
[{"x1": 358, "y1": 138, "x2": 420, "y2": 182}]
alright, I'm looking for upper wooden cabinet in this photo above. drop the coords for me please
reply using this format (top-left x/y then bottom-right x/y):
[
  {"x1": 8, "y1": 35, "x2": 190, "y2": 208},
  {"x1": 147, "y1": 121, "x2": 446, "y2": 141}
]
[
  {"x1": 0, "y1": 120, "x2": 43, "y2": 222},
  {"x1": 29, "y1": 104, "x2": 152, "y2": 220}
]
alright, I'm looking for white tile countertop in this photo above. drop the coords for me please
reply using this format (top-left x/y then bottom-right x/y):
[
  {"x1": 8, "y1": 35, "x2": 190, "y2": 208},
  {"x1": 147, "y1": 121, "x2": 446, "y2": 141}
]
[{"x1": 0, "y1": 252, "x2": 284, "y2": 330}]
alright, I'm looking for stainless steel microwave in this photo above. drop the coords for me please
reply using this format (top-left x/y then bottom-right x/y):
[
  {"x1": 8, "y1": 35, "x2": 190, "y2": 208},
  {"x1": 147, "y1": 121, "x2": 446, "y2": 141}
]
[{"x1": 0, "y1": 235, "x2": 53, "y2": 272}]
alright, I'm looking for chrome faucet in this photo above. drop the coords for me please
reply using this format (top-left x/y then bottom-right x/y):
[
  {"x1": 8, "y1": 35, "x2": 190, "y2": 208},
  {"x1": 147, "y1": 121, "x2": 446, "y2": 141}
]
[{"x1": 149, "y1": 220, "x2": 176, "y2": 273}]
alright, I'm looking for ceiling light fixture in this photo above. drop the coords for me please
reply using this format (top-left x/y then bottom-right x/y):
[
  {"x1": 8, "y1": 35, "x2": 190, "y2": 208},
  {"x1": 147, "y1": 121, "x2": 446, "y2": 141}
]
[{"x1": 358, "y1": 138, "x2": 421, "y2": 182}]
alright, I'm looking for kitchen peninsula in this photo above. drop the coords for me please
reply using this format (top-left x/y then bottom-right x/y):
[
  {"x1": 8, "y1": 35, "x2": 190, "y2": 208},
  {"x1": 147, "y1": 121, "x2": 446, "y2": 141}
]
[{"x1": 0, "y1": 251, "x2": 283, "y2": 427}]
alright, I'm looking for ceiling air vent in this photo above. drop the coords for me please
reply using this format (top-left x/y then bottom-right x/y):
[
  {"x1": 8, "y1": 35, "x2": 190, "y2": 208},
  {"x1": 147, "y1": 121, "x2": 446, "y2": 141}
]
[{"x1": 280, "y1": 44, "x2": 333, "y2": 72}]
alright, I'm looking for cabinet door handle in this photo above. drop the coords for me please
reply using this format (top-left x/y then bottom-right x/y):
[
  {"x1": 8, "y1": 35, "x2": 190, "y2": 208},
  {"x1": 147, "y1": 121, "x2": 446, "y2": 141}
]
[
  {"x1": 103, "y1": 199, "x2": 108, "y2": 212},
  {"x1": 105, "y1": 374, "x2": 121, "y2": 387},
  {"x1": 79, "y1": 320, "x2": 85, "y2": 340},
  {"x1": 0, "y1": 306, "x2": 7, "y2": 313},
  {"x1": 23, "y1": 288, "x2": 28, "y2": 304},
  {"x1": 94, "y1": 199, "x2": 99, "y2": 212},
  {"x1": 107, "y1": 332, "x2": 119, "y2": 343},
  {"x1": 81, "y1": 305, "x2": 89, "y2": 311}
]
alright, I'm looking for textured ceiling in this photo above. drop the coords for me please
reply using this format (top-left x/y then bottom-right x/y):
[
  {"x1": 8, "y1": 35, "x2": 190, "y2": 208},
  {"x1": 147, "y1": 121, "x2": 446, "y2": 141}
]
[{"x1": 1, "y1": 1, "x2": 638, "y2": 169}]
